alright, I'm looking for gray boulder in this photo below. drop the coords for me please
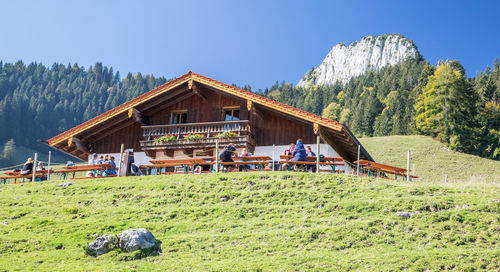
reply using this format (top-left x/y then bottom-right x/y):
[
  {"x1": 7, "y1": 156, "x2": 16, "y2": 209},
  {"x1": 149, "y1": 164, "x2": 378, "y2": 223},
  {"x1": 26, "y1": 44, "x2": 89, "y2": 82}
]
[
  {"x1": 88, "y1": 234, "x2": 117, "y2": 255},
  {"x1": 117, "y1": 229, "x2": 156, "y2": 252},
  {"x1": 396, "y1": 211, "x2": 413, "y2": 218}
]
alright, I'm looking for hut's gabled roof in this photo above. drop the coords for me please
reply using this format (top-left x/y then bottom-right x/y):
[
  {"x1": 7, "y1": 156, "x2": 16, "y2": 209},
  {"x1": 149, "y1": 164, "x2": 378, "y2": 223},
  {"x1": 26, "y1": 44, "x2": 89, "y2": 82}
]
[{"x1": 46, "y1": 71, "x2": 373, "y2": 163}]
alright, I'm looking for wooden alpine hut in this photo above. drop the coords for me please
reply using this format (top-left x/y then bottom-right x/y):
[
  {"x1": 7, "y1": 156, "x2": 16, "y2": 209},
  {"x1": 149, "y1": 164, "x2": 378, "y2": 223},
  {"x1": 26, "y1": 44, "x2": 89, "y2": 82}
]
[{"x1": 45, "y1": 72, "x2": 373, "y2": 171}]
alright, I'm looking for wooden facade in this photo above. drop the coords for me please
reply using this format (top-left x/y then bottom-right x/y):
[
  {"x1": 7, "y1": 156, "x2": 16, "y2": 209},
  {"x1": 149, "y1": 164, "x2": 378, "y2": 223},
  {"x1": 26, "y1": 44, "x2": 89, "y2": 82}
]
[{"x1": 45, "y1": 72, "x2": 373, "y2": 164}]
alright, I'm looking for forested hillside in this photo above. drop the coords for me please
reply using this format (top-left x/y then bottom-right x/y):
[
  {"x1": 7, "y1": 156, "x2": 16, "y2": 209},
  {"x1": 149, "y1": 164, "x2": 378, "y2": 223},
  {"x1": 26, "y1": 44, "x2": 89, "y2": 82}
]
[
  {"x1": 264, "y1": 58, "x2": 426, "y2": 136},
  {"x1": 260, "y1": 58, "x2": 500, "y2": 160},
  {"x1": 0, "y1": 61, "x2": 168, "y2": 166}
]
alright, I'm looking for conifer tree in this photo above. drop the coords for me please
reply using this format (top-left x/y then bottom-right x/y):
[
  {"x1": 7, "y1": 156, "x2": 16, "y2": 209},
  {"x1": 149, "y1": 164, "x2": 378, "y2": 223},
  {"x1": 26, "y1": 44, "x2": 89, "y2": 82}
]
[{"x1": 2, "y1": 139, "x2": 16, "y2": 165}]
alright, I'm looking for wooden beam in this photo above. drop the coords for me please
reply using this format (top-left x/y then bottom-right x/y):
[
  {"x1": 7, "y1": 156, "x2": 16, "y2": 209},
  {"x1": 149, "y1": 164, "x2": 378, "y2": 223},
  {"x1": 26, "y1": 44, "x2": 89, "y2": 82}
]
[
  {"x1": 313, "y1": 123, "x2": 319, "y2": 135},
  {"x1": 90, "y1": 120, "x2": 137, "y2": 143},
  {"x1": 250, "y1": 103, "x2": 264, "y2": 121},
  {"x1": 146, "y1": 91, "x2": 195, "y2": 116},
  {"x1": 72, "y1": 137, "x2": 90, "y2": 154},
  {"x1": 202, "y1": 84, "x2": 248, "y2": 103},
  {"x1": 42, "y1": 141, "x2": 84, "y2": 162},
  {"x1": 140, "y1": 86, "x2": 188, "y2": 112},
  {"x1": 340, "y1": 126, "x2": 374, "y2": 161},
  {"x1": 191, "y1": 83, "x2": 206, "y2": 101},
  {"x1": 326, "y1": 128, "x2": 356, "y2": 146},
  {"x1": 128, "y1": 108, "x2": 148, "y2": 125},
  {"x1": 319, "y1": 126, "x2": 353, "y2": 163},
  {"x1": 334, "y1": 136, "x2": 357, "y2": 147},
  {"x1": 62, "y1": 144, "x2": 88, "y2": 161},
  {"x1": 80, "y1": 113, "x2": 129, "y2": 142}
]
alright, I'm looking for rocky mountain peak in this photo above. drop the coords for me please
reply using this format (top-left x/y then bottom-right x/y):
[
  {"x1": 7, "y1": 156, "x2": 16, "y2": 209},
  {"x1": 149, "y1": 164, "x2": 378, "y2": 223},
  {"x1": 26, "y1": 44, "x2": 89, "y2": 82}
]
[{"x1": 297, "y1": 34, "x2": 419, "y2": 87}]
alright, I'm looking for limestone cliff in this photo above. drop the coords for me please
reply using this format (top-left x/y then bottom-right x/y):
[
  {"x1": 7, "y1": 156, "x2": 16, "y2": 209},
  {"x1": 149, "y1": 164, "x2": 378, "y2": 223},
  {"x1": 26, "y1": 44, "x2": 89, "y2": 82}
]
[{"x1": 298, "y1": 34, "x2": 419, "y2": 86}]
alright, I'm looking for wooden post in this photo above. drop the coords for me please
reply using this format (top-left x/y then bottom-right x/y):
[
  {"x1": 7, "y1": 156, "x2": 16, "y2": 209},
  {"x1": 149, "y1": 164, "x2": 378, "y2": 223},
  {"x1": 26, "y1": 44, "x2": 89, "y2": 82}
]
[
  {"x1": 407, "y1": 150, "x2": 410, "y2": 181},
  {"x1": 215, "y1": 139, "x2": 219, "y2": 173},
  {"x1": 445, "y1": 174, "x2": 448, "y2": 184},
  {"x1": 47, "y1": 151, "x2": 51, "y2": 181},
  {"x1": 357, "y1": 145, "x2": 360, "y2": 176},
  {"x1": 316, "y1": 135, "x2": 320, "y2": 173},
  {"x1": 32, "y1": 153, "x2": 38, "y2": 182},
  {"x1": 118, "y1": 144, "x2": 125, "y2": 177},
  {"x1": 272, "y1": 144, "x2": 275, "y2": 172},
  {"x1": 413, "y1": 163, "x2": 415, "y2": 176}
]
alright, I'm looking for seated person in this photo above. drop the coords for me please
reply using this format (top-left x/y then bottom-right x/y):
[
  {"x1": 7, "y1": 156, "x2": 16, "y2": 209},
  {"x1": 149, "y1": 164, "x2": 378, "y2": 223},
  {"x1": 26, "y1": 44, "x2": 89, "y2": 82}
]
[
  {"x1": 291, "y1": 139, "x2": 307, "y2": 161},
  {"x1": 240, "y1": 148, "x2": 250, "y2": 157},
  {"x1": 87, "y1": 153, "x2": 98, "y2": 177},
  {"x1": 20, "y1": 157, "x2": 34, "y2": 176},
  {"x1": 196, "y1": 164, "x2": 212, "y2": 173},
  {"x1": 284, "y1": 143, "x2": 295, "y2": 156},
  {"x1": 239, "y1": 148, "x2": 251, "y2": 171},
  {"x1": 306, "y1": 146, "x2": 316, "y2": 157},
  {"x1": 291, "y1": 139, "x2": 307, "y2": 171},
  {"x1": 105, "y1": 156, "x2": 117, "y2": 176},
  {"x1": 281, "y1": 143, "x2": 295, "y2": 170},
  {"x1": 36, "y1": 162, "x2": 47, "y2": 181},
  {"x1": 219, "y1": 143, "x2": 236, "y2": 171},
  {"x1": 306, "y1": 146, "x2": 316, "y2": 172},
  {"x1": 98, "y1": 155, "x2": 109, "y2": 175}
]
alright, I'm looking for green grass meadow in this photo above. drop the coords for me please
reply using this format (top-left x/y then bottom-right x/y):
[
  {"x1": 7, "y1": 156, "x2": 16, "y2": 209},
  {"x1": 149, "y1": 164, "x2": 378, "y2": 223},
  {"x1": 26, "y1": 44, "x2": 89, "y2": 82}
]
[
  {"x1": 1, "y1": 172, "x2": 499, "y2": 271},
  {"x1": 359, "y1": 135, "x2": 500, "y2": 183}
]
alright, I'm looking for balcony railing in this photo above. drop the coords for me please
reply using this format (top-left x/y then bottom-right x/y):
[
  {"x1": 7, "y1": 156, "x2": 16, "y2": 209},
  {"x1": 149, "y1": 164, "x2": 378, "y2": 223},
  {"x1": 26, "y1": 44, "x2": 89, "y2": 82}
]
[{"x1": 140, "y1": 120, "x2": 254, "y2": 150}]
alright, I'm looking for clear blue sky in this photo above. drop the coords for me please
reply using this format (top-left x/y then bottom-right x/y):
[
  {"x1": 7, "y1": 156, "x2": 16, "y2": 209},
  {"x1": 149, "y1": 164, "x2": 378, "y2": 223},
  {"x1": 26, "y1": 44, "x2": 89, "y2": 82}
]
[{"x1": 1, "y1": 0, "x2": 499, "y2": 90}]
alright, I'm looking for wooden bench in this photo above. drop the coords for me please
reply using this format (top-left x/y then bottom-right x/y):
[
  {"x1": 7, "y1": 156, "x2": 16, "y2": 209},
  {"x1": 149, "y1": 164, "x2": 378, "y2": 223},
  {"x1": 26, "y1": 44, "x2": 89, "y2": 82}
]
[
  {"x1": 3, "y1": 169, "x2": 50, "y2": 176},
  {"x1": 354, "y1": 160, "x2": 418, "y2": 180},
  {"x1": 142, "y1": 159, "x2": 209, "y2": 175},
  {"x1": 280, "y1": 155, "x2": 343, "y2": 161},
  {"x1": 216, "y1": 161, "x2": 268, "y2": 172},
  {"x1": 144, "y1": 156, "x2": 273, "y2": 174},
  {"x1": 280, "y1": 155, "x2": 344, "y2": 172},
  {"x1": 208, "y1": 156, "x2": 272, "y2": 172},
  {"x1": 0, "y1": 173, "x2": 46, "y2": 184}
]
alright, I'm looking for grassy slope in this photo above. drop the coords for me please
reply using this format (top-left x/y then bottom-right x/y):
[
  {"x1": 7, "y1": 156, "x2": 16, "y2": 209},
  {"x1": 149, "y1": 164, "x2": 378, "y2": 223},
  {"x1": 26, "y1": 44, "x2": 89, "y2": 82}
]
[
  {"x1": 359, "y1": 135, "x2": 500, "y2": 183},
  {"x1": 0, "y1": 145, "x2": 72, "y2": 170},
  {"x1": 1, "y1": 173, "x2": 499, "y2": 271}
]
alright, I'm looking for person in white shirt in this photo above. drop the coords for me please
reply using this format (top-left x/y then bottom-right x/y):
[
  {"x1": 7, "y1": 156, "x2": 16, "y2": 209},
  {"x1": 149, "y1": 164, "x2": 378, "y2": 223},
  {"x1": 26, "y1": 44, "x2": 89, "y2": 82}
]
[{"x1": 87, "y1": 153, "x2": 98, "y2": 177}]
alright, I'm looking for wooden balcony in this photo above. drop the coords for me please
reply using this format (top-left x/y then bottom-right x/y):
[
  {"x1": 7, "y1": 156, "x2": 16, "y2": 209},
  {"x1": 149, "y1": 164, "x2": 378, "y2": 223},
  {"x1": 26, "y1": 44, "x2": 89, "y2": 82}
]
[{"x1": 140, "y1": 120, "x2": 255, "y2": 150}]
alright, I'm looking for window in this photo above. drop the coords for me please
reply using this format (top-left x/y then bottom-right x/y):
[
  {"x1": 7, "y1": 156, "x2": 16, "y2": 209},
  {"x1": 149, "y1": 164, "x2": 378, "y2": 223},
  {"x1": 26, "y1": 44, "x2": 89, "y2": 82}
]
[
  {"x1": 223, "y1": 108, "x2": 240, "y2": 121},
  {"x1": 171, "y1": 111, "x2": 187, "y2": 124}
]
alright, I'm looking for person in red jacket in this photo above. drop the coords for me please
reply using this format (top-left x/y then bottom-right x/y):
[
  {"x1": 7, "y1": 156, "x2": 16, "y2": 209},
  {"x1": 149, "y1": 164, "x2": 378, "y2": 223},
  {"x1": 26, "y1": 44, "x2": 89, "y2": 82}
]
[
  {"x1": 281, "y1": 143, "x2": 295, "y2": 170},
  {"x1": 284, "y1": 143, "x2": 295, "y2": 156}
]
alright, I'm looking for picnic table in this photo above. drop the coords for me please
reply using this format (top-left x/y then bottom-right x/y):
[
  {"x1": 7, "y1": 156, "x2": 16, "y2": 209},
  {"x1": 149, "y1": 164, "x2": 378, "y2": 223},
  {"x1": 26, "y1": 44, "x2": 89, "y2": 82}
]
[
  {"x1": 142, "y1": 158, "x2": 209, "y2": 175},
  {"x1": 354, "y1": 159, "x2": 418, "y2": 180},
  {"x1": 52, "y1": 164, "x2": 115, "y2": 179},
  {"x1": 279, "y1": 155, "x2": 344, "y2": 172},
  {"x1": 143, "y1": 156, "x2": 274, "y2": 175},
  {"x1": 219, "y1": 156, "x2": 272, "y2": 171}
]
